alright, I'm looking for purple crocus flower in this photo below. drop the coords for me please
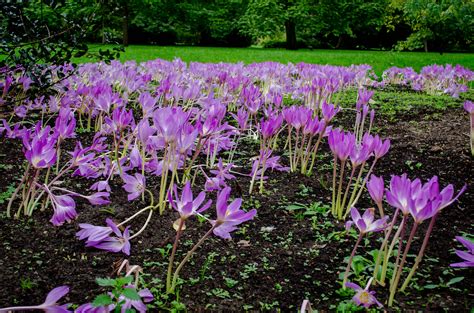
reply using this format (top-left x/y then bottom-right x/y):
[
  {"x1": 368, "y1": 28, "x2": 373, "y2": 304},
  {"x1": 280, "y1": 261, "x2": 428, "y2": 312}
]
[
  {"x1": 259, "y1": 115, "x2": 283, "y2": 139},
  {"x1": 372, "y1": 136, "x2": 390, "y2": 159},
  {"x1": 24, "y1": 126, "x2": 57, "y2": 169},
  {"x1": 367, "y1": 175, "x2": 384, "y2": 206},
  {"x1": 122, "y1": 173, "x2": 146, "y2": 201},
  {"x1": 385, "y1": 174, "x2": 413, "y2": 215},
  {"x1": 231, "y1": 108, "x2": 250, "y2": 131},
  {"x1": 104, "y1": 107, "x2": 134, "y2": 133},
  {"x1": 153, "y1": 106, "x2": 188, "y2": 144},
  {"x1": 168, "y1": 181, "x2": 212, "y2": 220},
  {"x1": 328, "y1": 129, "x2": 356, "y2": 161},
  {"x1": 321, "y1": 102, "x2": 339, "y2": 122},
  {"x1": 386, "y1": 174, "x2": 466, "y2": 222},
  {"x1": 348, "y1": 207, "x2": 388, "y2": 234},
  {"x1": 54, "y1": 107, "x2": 76, "y2": 141},
  {"x1": 357, "y1": 89, "x2": 374, "y2": 107},
  {"x1": 210, "y1": 158, "x2": 235, "y2": 182},
  {"x1": 345, "y1": 279, "x2": 382, "y2": 309},
  {"x1": 431, "y1": 182, "x2": 467, "y2": 213},
  {"x1": 451, "y1": 236, "x2": 474, "y2": 268},
  {"x1": 211, "y1": 187, "x2": 257, "y2": 239}
]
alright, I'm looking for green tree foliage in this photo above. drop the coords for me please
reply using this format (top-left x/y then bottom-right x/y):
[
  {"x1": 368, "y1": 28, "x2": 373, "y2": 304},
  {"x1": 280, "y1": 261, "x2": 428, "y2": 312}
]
[
  {"x1": 395, "y1": 0, "x2": 473, "y2": 51},
  {"x1": 131, "y1": 0, "x2": 250, "y2": 46},
  {"x1": 0, "y1": 0, "x2": 121, "y2": 107},
  {"x1": 239, "y1": 0, "x2": 390, "y2": 49},
  {"x1": 1, "y1": 0, "x2": 472, "y2": 52}
]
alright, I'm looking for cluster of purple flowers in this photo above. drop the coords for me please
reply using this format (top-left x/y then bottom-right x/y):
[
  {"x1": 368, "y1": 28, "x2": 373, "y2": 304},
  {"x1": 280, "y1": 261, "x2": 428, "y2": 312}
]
[
  {"x1": 380, "y1": 64, "x2": 473, "y2": 97},
  {"x1": 1, "y1": 58, "x2": 471, "y2": 310}
]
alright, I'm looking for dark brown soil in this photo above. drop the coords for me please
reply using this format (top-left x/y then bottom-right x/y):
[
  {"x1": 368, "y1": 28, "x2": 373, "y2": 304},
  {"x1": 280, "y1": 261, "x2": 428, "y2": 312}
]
[{"x1": 0, "y1": 105, "x2": 472, "y2": 312}]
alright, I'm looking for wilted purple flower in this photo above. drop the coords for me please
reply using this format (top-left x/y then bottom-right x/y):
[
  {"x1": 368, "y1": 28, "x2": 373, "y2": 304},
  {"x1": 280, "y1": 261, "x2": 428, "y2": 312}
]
[
  {"x1": 70, "y1": 142, "x2": 95, "y2": 167},
  {"x1": 77, "y1": 223, "x2": 112, "y2": 244},
  {"x1": 168, "y1": 181, "x2": 212, "y2": 220},
  {"x1": 122, "y1": 173, "x2": 146, "y2": 201},
  {"x1": 0, "y1": 285, "x2": 71, "y2": 312},
  {"x1": 367, "y1": 175, "x2": 384, "y2": 206},
  {"x1": 451, "y1": 236, "x2": 474, "y2": 268},
  {"x1": 15, "y1": 105, "x2": 27, "y2": 117},
  {"x1": 80, "y1": 219, "x2": 131, "y2": 255},
  {"x1": 345, "y1": 279, "x2": 382, "y2": 309},
  {"x1": 84, "y1": 192, "x2": 110, "y2": 205},
  {"x1": 37, "y1": 286, "x2": 71, "y2": 313},
  {"x1": 204, "y1": 176, "x2": 225, "y2": 191},
  {"x1": 50, "y1": 195, "x2": 77, "y2": 226},
  {"x1": 211, "y1": 187, "x2": 256, "y2": 239},
  {"x1": 348, "y1": 207, "x2": 388, "y2": 234},
  {"x1": 90, "y1": 180, "x2": 111, "y2": 192}
]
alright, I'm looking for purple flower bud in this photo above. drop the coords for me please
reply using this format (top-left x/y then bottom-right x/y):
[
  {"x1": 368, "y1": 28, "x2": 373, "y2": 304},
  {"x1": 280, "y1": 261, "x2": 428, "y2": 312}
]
[{"x1": 367, "y1": 175, "x2": 384, "y2": 205}]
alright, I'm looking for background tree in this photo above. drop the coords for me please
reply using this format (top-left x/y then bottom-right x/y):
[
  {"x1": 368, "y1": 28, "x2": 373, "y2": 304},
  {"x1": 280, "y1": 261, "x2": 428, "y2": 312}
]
[
  {"x1": 239, "y1": 0, "x2": 305, "y2": 50},
  {"x1": 396, "y1": 0, "x2": 473, "y2": 52}
]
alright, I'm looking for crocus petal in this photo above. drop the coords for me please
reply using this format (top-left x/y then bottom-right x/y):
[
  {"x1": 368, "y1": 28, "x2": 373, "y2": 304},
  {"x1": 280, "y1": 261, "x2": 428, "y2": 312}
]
[
  {"x1": 345, "y1": 282, "x2": 362, "y2": 291},
  {"x1": 216, "y1": 187, "x2": 231, "y2": 219},
  {"x1": 350, "y1": 207, "x2": 361, "y2": 223},
  {"x1": 456, "y1": 236, "x2": 474, "y2": 253},
  {"x1": 455, "y1": 250, "x2": 474, "y2": 262},
  {"x1": 43, "y1": 286, "x2": 69, "y2": 306}
]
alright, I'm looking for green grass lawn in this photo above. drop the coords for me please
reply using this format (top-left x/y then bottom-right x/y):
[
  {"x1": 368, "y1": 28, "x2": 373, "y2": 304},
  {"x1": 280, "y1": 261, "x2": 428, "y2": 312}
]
[{"x1": 77, "y1": 45, "x2": 474, "y2": 75}]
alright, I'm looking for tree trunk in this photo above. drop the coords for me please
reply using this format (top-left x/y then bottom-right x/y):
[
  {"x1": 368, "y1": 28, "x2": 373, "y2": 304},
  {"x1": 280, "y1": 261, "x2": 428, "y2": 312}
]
[
  {"x1": 102, "y1": 18, "x2": 105, "y2": 44},
  {"x1": 285, "y1": 20, "x2": 297, "y2": 50},
  {"x1": 423, "y1": 39, "x2": 428, "y2": 52},
  {"x1": 335, "y1": 35, "x2": 343, "y2": 49},
  {"x1": 122, "y1": 2, "x2": 129, "y2": 46}
]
